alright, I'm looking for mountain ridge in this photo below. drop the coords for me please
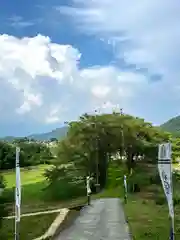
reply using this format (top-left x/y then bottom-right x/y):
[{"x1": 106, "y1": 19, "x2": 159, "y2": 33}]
[
  {"x1": 1, "y1": 126, "x2": 68, "y2": 141},
  {"x1": 2, "y1": 115, "x2": 180, "y2": 141},
  {"x1": 160, "y1": 115, "x2": 180, "y2": 136}
]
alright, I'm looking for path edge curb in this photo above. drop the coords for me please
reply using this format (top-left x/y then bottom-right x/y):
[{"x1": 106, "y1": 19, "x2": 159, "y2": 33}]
[{"x1": 33, "y1": 205, "x2": 83, "y2": 240}]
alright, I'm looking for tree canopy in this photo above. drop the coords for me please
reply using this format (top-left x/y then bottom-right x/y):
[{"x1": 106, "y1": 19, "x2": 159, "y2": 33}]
[
  {"x1": 46, "y1": 112, "x2": 171, "y2": 190},
  {"x1": 0, "y1": 139, "x2": 53, "y2": 170}
]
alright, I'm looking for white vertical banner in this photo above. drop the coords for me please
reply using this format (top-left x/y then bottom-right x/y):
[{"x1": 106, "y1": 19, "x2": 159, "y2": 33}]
[
  {"x1": 86, "y1": 176, "x2": 91, "y2": 196},
  {"x1": 158, "y1": 143, "x2": 174, "y2": 219},
  {"x1": 15, "y1": 147, "x2": 21, "y2": 222},
  {"x1": 124, "y1": 175, "x2": 127, "y2": 194}
]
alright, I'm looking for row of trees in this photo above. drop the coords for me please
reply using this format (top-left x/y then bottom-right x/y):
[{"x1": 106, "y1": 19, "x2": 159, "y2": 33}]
[
  {"x1": 0, "y1": 139, "x2": 53, "y2": 170},
  {"x1": 45, "y1": 112, "x2": 171, "y2": 194},
  {"x1": 1, "y1": 111, "x2": 179, "y2": 227},
  {"x1": 0, "y1": 139, "x2": 54, "y2": 228}
]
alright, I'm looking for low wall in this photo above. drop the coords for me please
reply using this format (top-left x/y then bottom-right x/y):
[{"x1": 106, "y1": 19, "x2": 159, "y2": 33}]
[{"x1": 33, "y1": 205, "x2": 84, "y2": 240}]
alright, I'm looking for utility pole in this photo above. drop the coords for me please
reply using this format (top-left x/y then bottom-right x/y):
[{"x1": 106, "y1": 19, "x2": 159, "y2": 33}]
[
  {"x1": 120, "y1": 108, "x2": 128, "y2": 203},
  {"x1": 120, "y1": 108, "x2": 125, "y2": 161},
  {"x1": 94, "y1": 109, "x2": 100, "y2": 192}
]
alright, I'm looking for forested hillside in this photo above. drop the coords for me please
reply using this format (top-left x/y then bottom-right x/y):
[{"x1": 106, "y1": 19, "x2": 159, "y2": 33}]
[
  {"x1": 160, "y1": 115, "x2": 180, "y2": 136},
  {"x1": 1, "y1": 126, "x2": 68, "y2": 142}
]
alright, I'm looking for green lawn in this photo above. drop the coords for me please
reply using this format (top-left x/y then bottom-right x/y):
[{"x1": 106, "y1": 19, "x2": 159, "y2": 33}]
[
  {"x1": 123, "y1": 194, "x2": 180, "y2": 239},
  {"x1": 0, "y1": 212, "x2": 58, "y2": 240},
  {"x1": 2, "y1": 165, "x2": 54, "y2": 213},
  {"x1": 3, "y1": 160, "x2": 180, "y2": 239},
  {"x1": 3, "y1": 164, "x2": 51, "y2": 188},
  {"x1": 2, "y1": 164, "x2": 88, "y2": 214},
  {"x1": 106, "y1": 161, "x2": 180, "y2": 239}
]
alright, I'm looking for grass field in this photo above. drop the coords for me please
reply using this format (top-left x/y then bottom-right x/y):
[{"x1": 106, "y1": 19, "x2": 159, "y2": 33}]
[
  {"x1": 1, "y1": 164, "x2": 88, "y2": 239},
  {"x1": 124, "y1": 195, "x2": 180, "y2": 239},
  {"x1": 3, "y1": 165, "x2": 51, "y2": 212},
  {"x1": 2, "y1": 164, "x2": 88, "y2": 214},
  {"x1": 107, "y1": 161, "x2": 180, "y2": 240},
  {"x1": 4, "y1": 161, "x2": 180, "y2": 239},
  {"x1": 0, "y1": 212, "x2": 58, "y2": 240},
  {"x1": 3, "y1": 164, "x2": 51, "y2": 188},
  {"x1": 2, "y1": 165, "x2": 55, "y2": 213}
]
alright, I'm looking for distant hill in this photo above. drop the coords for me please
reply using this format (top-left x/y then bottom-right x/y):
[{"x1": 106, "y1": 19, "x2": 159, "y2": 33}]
[
  {"x1": 160, "y1": 116, "x2": 180, "y2": 136},
  {"x1": 1, "y1": 136, "x2": 16, "y2": 142},
  {"x1": 2, "y1": 115, "x2": 180, "y2": 141},
  {"x1": 28, "y1": 126, "x2": 68, "y2": 141},
  {"x1": 1, "y1": 126, "x2": 68, "y2": 142}
]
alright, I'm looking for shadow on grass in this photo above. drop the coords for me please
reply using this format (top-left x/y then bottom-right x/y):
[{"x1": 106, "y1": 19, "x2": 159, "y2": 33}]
[
  {"x1": 44, "y1": 180, "x2": 86, "y2": 202},
  {"x1": 4, "y1": 181, "x2": 48, "y2": 204},
  {"x1": 0, "y1": 212, "x2": 58, "y2": 240},
  {"x1": 3, "y1": 180, "x2": 88, "y2": 214}
]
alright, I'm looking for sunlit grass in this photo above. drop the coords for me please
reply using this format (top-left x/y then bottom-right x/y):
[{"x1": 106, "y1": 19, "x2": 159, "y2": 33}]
[
  {"x1": 0, "y1": 212, "x2": 58, "y2": 240},
  {"x1": 2, "y1": 164, "x2": 52, "y2": 188}
]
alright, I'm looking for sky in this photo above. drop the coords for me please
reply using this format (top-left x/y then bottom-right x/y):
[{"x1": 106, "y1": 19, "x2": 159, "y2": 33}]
[{"x1": 0, "y1": 0, "x2": 180, "y2": 136}]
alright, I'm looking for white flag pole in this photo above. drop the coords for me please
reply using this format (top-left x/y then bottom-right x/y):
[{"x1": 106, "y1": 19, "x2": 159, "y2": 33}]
[
  {"x1": 124, "y1": 175, "x2": 127, "y2": 203},
  {"x1": 170, "y1": 144, "x2": 175, "y2": 239},
  {"x1": 158, "y1": 143, "x2": 174, "y2": 240},
  {"x1": 86, "y1": 176, "x2": 91, "y2": 205},
  {"x1": 15, "y1": 147, "x2": 21, "y2": 240}
]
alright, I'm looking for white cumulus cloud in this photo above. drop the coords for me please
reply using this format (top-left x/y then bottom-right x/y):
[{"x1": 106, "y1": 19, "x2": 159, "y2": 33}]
[
  {"x1": 0, "y1": 34, "x2": 145, "y2": 128},
  {"x1": 57, "y1": 0, "x2": 180, "y2": 123}
]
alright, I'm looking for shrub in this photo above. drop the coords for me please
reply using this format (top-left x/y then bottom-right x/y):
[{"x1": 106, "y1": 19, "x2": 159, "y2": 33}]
[
  {"x1": 0, "y1": 176, "x2": 8, "y2": 229},
  {"x1": 45, "y1": 179, "x2": 86, "y2": 201},
  {"x1": 173, "y1": 170, "x2": 180, "y2": 182},
  {"x1": 149, "y1": 173, "x2": 161, "y2": 185},
  {"x1": 173, "y1": 193, "x2": 180, "y2": 206},
  {"x1": 154, "y1": 195, "x2": 166, "y2": 205}
]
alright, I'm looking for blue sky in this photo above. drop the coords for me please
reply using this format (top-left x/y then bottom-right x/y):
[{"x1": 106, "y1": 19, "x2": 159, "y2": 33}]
[{"x1": 0, "y1": 0, "x2": 180, "y2": 136}]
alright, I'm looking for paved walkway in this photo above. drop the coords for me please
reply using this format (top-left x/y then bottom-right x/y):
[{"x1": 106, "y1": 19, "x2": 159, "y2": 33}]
[{"x1": 56, "y1": 198, "x2": 131, "y2": 240}]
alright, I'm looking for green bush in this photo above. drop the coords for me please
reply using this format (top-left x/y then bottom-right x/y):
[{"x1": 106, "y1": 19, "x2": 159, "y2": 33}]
[
  {"x1": 127, "y1": 180, "x2": 141, "y2": 193},
  {"x1": 173, "y1": 193, "x2": 180, "y2": 206},
  {"x1": 173, "y1": 170, "x2": 180, "y2": 182},
  {"x1": 0, "y1": 176, "x2": 8, "y2": 229},
  {"x1": 127, "y1": 170, "x2": 150, "y2": 193},
  {"x1": 154, "y1": 195, "x2": 166, "y2": 205},
  {"x1": 2, "y1": 188, "x2": 14, "y2": 203},
  {"x1": 45, "y1": 179, "x2": 86, "y2": 201},
  {"x1": 106, "y1": 162, "x2": 125, "y2": 189},
  {"x1": 149, "y1": 173, "x2": 161, "y2": 185}
]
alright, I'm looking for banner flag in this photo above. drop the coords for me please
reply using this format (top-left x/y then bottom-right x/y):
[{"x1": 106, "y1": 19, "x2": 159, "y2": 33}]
[
  {"x1": 124, "y1": 175, "x2": 127, "y2": 194},
  {"x1": 158, "y1": 143, "x2": 174, "y2": 220},
  {"x1": 15, "y1": 147, "x2": 21, "y2": 222},
  {"x1": 86, "y1": 176, "x2": 91, "y2": 195}
]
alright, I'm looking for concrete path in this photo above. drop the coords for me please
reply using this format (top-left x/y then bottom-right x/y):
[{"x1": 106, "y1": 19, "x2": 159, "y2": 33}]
[{"x1": 56, "y1": 198, "x2": 131, "y2": 240}]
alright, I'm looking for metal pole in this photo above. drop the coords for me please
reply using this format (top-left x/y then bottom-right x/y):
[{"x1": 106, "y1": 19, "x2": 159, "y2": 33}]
[
  {"x1": 15, "y1": 220, "x2": 20, "y2": 240},
  {"x1": 171, "y1": 217, "x2": 175, "y2": 240},
  {"x1": 124, "y1": 175, "x2": 127, "y2": 204},
  {"x1": 15, "y1": 147, "x2": 20, "y2": 240},
  {"x1": 86, "y1": 176, "x2": 91, "y2": 205},
  {"x1": 120, "y1": 108, "x2": 124, "y2": 160},
  {"x1": 120, "y1": 108, "x2": 128, "y2": 202},
  {"x1": 15, "y1": 202, "x2": 20, "y2": 240},
  {"x1": 15, "y1": 217, "x2": 16, "y2": 240},
  {"x1": 95, "y1": 109, "x2": 100, "y2": 192},
  {"x1": 170, "y1": 148, "x2": 175, "y2": 240}
]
